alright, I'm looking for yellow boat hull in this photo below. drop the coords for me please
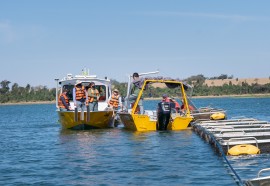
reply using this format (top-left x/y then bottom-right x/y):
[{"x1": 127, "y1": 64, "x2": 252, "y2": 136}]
[
  {"x1": 119, "y1": 113, "x2": 193, "y2": 132},
  {"x1": 57, "y1": 110, "x2": 114, "y2": 129}
]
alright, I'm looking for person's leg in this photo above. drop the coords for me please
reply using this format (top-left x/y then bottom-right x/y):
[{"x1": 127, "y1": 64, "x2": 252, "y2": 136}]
[
  {"x1": 138, "y1": 99, "x2": 144, "y2": 114},
  {"x1": 89, "y1": 102, "x2": 94, "y2": 111},
  {"x1": 94, "y1": 102, "x2": 98, "y2": 111},
  {"x1": 76, "y1": 101, "x2": 82, "y2": 111}
]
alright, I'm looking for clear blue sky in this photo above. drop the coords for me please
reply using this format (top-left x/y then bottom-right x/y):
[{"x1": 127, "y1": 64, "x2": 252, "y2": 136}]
[{"x1": 1, "y1": 0, "x2": 270, "y2": 88}]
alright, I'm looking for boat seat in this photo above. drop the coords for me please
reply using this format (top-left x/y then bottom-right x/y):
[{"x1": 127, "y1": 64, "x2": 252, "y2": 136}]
[{"x1": 144, "y1": 110, "x2": 157, "y2": 120}]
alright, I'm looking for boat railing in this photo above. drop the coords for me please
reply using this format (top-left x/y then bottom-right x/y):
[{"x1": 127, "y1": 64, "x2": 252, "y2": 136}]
[
  {"x1": 258, "y1": 168, "x2": 270, "y2": 178},
  {"x1": 125, "y1": 71, "x2": 159, "y2": 111}
]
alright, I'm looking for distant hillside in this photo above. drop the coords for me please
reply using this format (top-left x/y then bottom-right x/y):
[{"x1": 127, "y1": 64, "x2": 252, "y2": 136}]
[
  {"x1": 150, "y1": 77, "x2": 270, "y2": 88},
  {"x1": 204, "y1": 78, "x2": 270, "y2": 87}
]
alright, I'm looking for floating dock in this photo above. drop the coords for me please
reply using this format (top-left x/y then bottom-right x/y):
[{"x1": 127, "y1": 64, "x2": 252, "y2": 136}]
[
  {"x1": 192, "y1": 118, "x2": 270, "y2": 155},
  {"x1": 191, "y1": 117, "x2": 270, "y2": 185}
]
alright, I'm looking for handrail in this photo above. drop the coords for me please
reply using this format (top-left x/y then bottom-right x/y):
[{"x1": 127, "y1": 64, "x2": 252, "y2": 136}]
[
  {"x1": 258, "y1": 168, "x2": 270, "y2": 178},
  {"x1": 125, "y1": 71, "x2": 159, "y2": 111},
  {"x1": 55, "y1": 78, "x2": 59, "y2": 109}
]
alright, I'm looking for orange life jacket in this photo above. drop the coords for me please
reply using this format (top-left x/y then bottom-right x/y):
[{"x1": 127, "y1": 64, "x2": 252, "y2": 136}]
[
  {"x1": 88, "y1": 88, "x2": 99, "y2": 103},
  {"x1": 181, "y1": 104, "x2": 195, "y2": 111},
  {"x1": 58, "y1": 93, "x2": 69, "y2": 108},
  {"x1": 109, "y1": 94, "x2": 120, "y2": 108},
  {"x1": 75, "y1": 86, "x2": 86, "y2": 100}
]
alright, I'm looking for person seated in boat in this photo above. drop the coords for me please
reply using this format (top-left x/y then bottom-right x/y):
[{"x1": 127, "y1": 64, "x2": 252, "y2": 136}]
[
  {"x1": 87, "y1": 82, "x2": 100, "y2": 111},
  {"x1": 58, "y1": 89, "x2": 72, "y2": 111},
  {"x1": 180, "y1": 99, "x2": 195, "y2": 112},
  {"x1": 129, "y1": 72, "x2": 144, "y2": 114},
  {"x1": 98, "y1": 86, "x2": 106, "y2": 101},
  {"x1": 108, "y1": 89, "x2": 123, "y2": 111},
  {"x1": 170, "y1": 97, "x2": 180, "y2": 113},
  {"x1": 73, "y1": 80, "x2": 88, "y2": 112}
]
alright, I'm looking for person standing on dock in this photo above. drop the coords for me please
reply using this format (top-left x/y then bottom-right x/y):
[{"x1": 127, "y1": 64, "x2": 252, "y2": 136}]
[
  {"x1": 73, "y1": 80, "x2": 88, "y2": 112},
  {"x1": 87, "y1": 82, "x2": 100, "y2": 111}
]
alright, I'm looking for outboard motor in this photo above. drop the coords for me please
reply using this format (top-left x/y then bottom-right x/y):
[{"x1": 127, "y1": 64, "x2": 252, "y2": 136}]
[{"x1": 157, "y1": 102, "x2": 175, "y2": 130}]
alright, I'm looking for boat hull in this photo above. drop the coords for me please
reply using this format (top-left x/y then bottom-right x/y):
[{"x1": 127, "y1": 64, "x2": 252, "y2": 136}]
[
  {"x1": 57, "y1": 110, "x2": 114, "y2": 129},
  {"x1": 119, "y1": 113, "x2": 193, "y2": 132}
]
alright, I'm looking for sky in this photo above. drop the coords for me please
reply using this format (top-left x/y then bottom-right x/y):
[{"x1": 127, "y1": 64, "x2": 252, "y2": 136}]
[{"x1": 1, "y1": 0, "x2": 270, "y2": 88}]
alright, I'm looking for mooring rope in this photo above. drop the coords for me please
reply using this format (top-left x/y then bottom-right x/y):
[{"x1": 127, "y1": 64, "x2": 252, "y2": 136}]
[{"x1": 195, "y1": 124, "x2": 245, "y2": 186}]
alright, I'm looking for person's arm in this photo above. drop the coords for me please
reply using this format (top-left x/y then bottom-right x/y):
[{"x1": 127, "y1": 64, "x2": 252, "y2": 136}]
[
  {"x1": 73, "y1": 88, "x2": 76, "y2": 104},
  {"x1": 61, "y1": 96, "x2": 69, "y2": 110},
  {"x1": 85, "y1": 90, "x2": 88, "y2": 104},
  {"x1": 118, "y1": 96, "x2": 122, "y2": 107},
  {"x1": 107, "y1": 96, "x2": 112, "y2": 107}
]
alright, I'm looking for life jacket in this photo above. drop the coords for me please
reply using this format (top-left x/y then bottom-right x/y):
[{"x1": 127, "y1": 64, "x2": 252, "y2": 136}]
[
  {"x1": 162, "y1": 97, "x2": 170, "y2": 103},
  {"x1": 58, "y1": 93, "x2": 69, "y2": 108},
  {"x1": 75, "y1": 86, "x2": 86, "y2": 100},
  {"x1": 109, "y1": 94, "x2": 120, "y2": 108},
  {"x1": 181, "y1": 104, "x2": 195, "y2": 111},
  {"x1": 88, "y1": 88, "x2": 99, "y2": 103},
  {"x1": 174, "y1": 101, "x2": 180, "y2": 109}
]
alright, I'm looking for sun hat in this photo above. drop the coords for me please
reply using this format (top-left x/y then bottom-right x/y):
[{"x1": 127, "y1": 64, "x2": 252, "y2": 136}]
[
  {"x1": 113, "y1": 89, "x2": 119, "y2": 93},
  {"x1": 75, "y1": 80, "x2": 82, "y2": 85}
]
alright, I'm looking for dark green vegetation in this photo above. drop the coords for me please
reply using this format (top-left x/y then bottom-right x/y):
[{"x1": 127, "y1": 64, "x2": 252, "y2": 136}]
[
  {"x1": 0, "y1": 80, "x2": 55, "y2": 103},
  {"x1": 1, "y1": 74, "x2": 270, "y2": 103}
]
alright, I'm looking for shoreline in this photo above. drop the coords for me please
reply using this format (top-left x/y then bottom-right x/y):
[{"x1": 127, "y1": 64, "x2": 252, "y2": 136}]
[
  {"x1": 0, "y1": 101, "x2": 55, "y2": 106},
  {"x1": 1, "y1": 93, "x2": 270, "y2": 105}
]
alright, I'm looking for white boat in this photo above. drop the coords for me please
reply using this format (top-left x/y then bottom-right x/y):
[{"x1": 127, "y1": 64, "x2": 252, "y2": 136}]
[{"x1": 55, "y1": 69, "x2": 114, "y2": 129}]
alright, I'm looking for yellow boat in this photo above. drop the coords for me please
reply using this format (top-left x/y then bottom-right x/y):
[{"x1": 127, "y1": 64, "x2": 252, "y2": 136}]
[
  {"x1": 55, "y1": 69, "x2": 114, "y2": 130},
  {"x1": 119, "y1": 73, "x2": 194, "y2": 132}
]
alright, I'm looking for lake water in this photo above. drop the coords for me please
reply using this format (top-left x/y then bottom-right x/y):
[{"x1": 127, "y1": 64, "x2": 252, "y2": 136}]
[{"x1": 0, "y1": 97, "x2": 270, "y2": 186}]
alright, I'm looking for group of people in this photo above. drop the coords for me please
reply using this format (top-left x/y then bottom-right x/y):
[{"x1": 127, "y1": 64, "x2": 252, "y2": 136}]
[
  {"x1": 58, "y1": 80, "x2": 122, "y2": 112},
  {"x1": 58, "y1": 72, "x2": 194, "y2": 115}
]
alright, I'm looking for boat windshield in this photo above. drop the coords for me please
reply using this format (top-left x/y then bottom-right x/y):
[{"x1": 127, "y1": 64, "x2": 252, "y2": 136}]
[{"x1": 62, "y1": 84, "x2": 107, "y2": 102}]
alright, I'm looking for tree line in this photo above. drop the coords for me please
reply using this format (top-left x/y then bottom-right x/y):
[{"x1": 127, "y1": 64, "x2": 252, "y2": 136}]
[
  {"x1": 0, "y1": 80, "x2": 55, "y2": 103},
  {"x1": 1, "y1": 74, "x2": 270, "y2": 103}
]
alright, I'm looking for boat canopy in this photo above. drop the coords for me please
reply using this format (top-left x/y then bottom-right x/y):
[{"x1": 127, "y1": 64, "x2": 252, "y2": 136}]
[{"x1": 142, "y1": 76, "x2": 192, "y2": 90}]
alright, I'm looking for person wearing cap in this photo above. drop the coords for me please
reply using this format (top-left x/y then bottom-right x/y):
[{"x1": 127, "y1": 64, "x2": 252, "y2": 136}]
[
  {"x1": 162, "y1": 94, "x2": 170, "y2": 103},
  {"x1": 58, "y1": 88, "x2": 72, "y2": 111},
  {"x1": 129, "y1": 72, "x2": 144, "y2": 114},
  {"x1": 87, "y1": 82, "x2": 100, "y2": 111},
  {"x1": 72, "y1": 80, "x2": 88, "y2": 111},
  {"x1": 108, "y1": 89, "x2": 122, "y2": 111}
]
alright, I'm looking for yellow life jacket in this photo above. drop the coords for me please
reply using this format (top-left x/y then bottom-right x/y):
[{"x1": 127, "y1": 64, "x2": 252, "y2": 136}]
[
  {"x1": 109, "y1": 94, "x2": 120, "y2": 108},
  {"x1": 88, "y1": 88, "x2": 99, "y2": 103}
]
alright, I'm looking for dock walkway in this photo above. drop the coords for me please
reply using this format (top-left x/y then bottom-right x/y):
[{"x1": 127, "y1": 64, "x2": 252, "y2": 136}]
[{"x1": 191, "y1": 118, "x2": 270, "y2": 186}]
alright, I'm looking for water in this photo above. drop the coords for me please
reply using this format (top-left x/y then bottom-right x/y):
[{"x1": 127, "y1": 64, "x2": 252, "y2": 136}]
[{"x1": 0, "y1": 97, "x2": 270, "y2": 186}]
